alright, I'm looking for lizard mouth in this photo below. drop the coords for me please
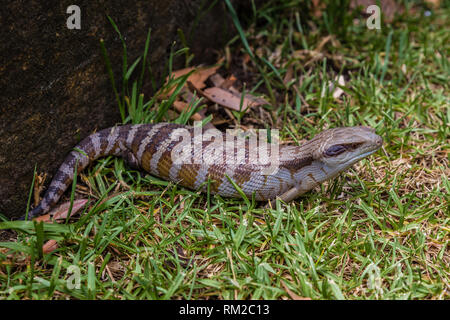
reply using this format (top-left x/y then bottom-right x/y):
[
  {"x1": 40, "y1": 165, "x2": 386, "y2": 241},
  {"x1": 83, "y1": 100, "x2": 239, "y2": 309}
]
[
  {"x1": 353, "y1": 148, "x2": 379, "y2": 162},
  {"x1": 345, "y1": 138, "x2": 382, "y2": 166}
]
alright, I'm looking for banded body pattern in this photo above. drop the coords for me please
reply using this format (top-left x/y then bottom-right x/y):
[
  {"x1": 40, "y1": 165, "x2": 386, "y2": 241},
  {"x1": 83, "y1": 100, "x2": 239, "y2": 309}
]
[
  {"x1": 27, "y1": 123, "x2": 311, "y2": 219},
  {"x1": 26, "y1": 123, "x2": 383, "y2": 219}
]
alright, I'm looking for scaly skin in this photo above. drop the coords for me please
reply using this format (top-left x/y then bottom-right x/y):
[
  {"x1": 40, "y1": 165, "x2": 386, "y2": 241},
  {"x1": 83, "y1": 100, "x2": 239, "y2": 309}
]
[{"x1": 24, "y1": 123, "x2": 382, "y2": 219}]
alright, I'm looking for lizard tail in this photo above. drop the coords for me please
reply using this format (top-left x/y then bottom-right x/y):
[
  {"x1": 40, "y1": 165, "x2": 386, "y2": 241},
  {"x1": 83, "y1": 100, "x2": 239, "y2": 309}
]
[{"x1": 24, "y1": 125, "x2": 136, "y2": 220}]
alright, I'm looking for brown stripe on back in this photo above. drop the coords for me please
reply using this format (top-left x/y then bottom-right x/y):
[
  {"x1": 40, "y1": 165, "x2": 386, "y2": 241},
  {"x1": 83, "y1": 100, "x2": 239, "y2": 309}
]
[
  {"x1": 230, "y1": 163, "x2": 254, "y2": 186},
  {"x1": 106, "y1": 126, "x2": 128, "y2": 155},
  {"x1": 256, "y1": 190, "x2": 264, "y2": 200},
  {"x1": 76, "y1": 135, "x2": 95, "y2": 160},
  {"x1": 137, "y1": 125, "x2": 168, "y2": 171},
  {"x1": 52, "y1": 174, "x2": 72, "y2": 196},
  {"x1": 177, "y1": 163, "x2": 201, "y2": 189},
  {"x1": 98, "y1": 128, "x2": 112, "y2": 155},
  {"x1": 140, "y1": 123, "x2": 183, "y2": 172},
  {"x1": 156, "y1": 139, "x2": 180, "y2": 179},
  {"x1": 204, "y1": 164, "x2": 226, "y2": 193},
  {"x1": 42, "y1": 172, "x2": 74, "y2": 208},
  {"x1": 280, "y1": 155, "x2": 314, "y2": 171},
  {"x1": 201, "y1": 132, "x2": 250, "y2": 193},
  {"x1": 128, "y1": 124, "x2": 152, "y2": 154},
  {"x1": 80, "y1": 133, "x2": 100, "y2": 160},
  {"x1": 126, "y1": 124, "x2": 161, "y2": 157},
  {"x1": 117, "y1": 126, "x2": 132, "y2": 145}
]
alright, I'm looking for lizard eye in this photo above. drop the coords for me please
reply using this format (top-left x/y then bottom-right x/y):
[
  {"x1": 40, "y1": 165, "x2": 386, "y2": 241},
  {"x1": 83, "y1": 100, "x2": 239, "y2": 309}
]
[{"x1": 325, "y1": 144, "x2": 346, "y2": 156}]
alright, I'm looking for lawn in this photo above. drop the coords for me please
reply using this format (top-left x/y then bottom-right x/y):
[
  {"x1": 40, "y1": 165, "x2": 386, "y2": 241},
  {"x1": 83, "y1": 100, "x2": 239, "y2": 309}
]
[{"x1": 0, "y1": 0, "x2": 448, "y2": 299}]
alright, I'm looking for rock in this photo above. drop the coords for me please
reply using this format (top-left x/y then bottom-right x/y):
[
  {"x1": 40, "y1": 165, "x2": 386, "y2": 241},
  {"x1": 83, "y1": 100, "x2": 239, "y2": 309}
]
[{"x1": 0, "y1": 0, "x2": 238, "y2": 218}]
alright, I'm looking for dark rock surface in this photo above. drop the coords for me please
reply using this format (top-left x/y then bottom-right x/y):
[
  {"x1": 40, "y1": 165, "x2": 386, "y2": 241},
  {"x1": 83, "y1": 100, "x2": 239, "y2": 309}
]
[{"x1": 0, "y1": 1, "x2": 237, "y2": 218}]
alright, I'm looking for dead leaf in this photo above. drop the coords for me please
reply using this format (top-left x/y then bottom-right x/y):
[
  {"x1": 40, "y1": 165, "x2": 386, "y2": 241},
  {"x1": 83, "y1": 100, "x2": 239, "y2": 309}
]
[
  {"x1": 209, "y1": 73, "x2": 240, "y2": 95},
  {"x1": 209, "y1": 73, "x2": 225, "y2": 87},
  {"x1": 244, "y1": 93, "x2": 270, "y2": 107},
  {"x1": 163, "y1": 65, "x2": 221, "y2": 97},
  {"x1": 189, "y1": 65, "x2": 221, "y2": 89},
  {"x1": 34, "y1": 199, "x2": 88, "y2": 223},
  {"x1": 283, "y1": 65, "x2": 294, "y2": 85},
  {"x1": 42, "y1": 240, "x2": 58, "y2": 254},
  {"x1": 173, "y1": 100, "x2": 204, "y2": 122},
  {"x1": 170, "y1": 67, "x2": 195, "y2": 79},
  {"x1": 219, "y1": 74, "x2": 238, "y2": 90},
  {"x1": 202, "y1": 87, "x2": 255, "y2": 112}
]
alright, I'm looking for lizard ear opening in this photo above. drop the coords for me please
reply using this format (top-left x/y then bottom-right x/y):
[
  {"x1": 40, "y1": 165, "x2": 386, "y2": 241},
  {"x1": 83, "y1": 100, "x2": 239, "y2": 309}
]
[{"x1": 325, "y1": 144, "x2": 346, "y2": 157}]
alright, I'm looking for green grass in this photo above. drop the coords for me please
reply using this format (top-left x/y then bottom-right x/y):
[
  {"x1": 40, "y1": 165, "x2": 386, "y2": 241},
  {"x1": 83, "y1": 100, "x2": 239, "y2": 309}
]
[{"x1": 0, "y1": 0, "x2": 448, "y2": 299}]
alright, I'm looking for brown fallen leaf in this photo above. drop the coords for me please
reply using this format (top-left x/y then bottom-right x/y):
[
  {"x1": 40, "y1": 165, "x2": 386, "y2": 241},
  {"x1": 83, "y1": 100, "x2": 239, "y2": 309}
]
[
  {"x1": 163, "y1": 65, "x2": 221, "y2": 97},
  {"x1": 209, "y1": 73, "x2": 225, "y2": 87},
  {"x1": 244, "y1": 93, "x2": 270, "y2": 107},
  {"x1": 173, "y1": 100, "x2": 204, "y2": 122},
  {"x1": 173, "y1": 87, "x2": 217, "y2": 129},
  {"x1": 203, "y1": 87, "x2": 255, "y2": 112},
  {"x1": 42, "y1": 240, "x2": 58, "y2": 254},
  {"x1": 194, "y1": 73, "x2": 270, "y2": 110},
  {"x1": 209, "y1": 73, "x2": 241, "y2": 95},
  {"x1": 170, "y1": 66, "x2": 195, "y2": 79},
  {"x1": 34, "y1": 199, "x2": 88, "y2": 223},
  {"x1": 219, "y1": 74, "x2": 238, "y2": 90},
  {"x1": 189, "y1": 65, "x2": 221, "y2": 89},
  {"x1": 283, "y1": 65, "x2": 294, "y2": 85}
]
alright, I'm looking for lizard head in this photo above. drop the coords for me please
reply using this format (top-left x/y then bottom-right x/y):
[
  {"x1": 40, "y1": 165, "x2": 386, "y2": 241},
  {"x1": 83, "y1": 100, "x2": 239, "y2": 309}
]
[{"x1": 311, "y1": 126, "x2": 382, "y2": 170}]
